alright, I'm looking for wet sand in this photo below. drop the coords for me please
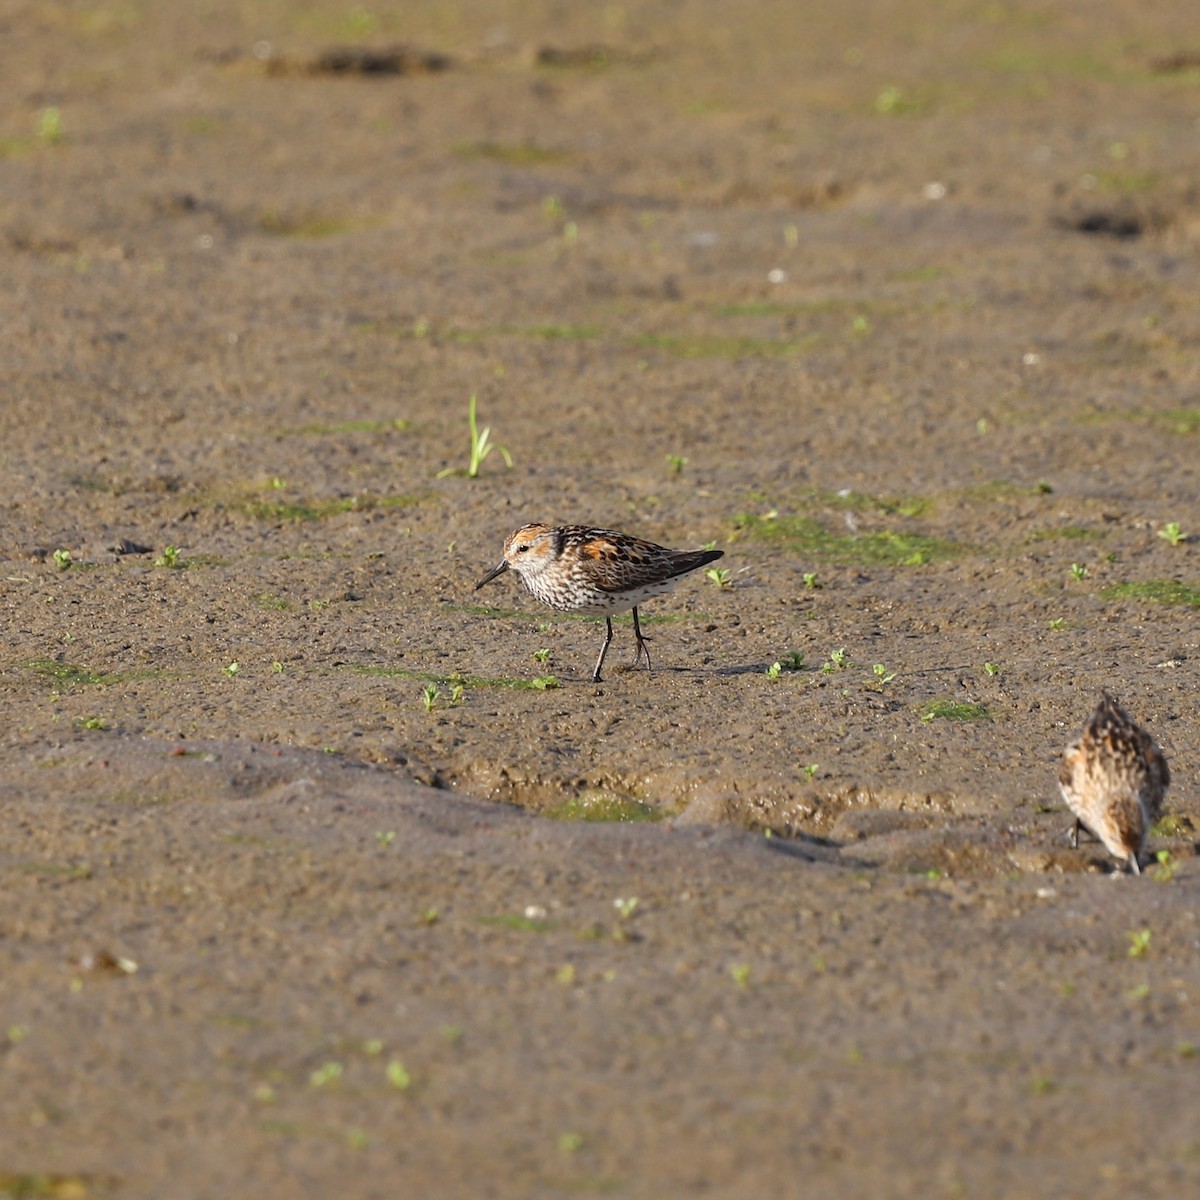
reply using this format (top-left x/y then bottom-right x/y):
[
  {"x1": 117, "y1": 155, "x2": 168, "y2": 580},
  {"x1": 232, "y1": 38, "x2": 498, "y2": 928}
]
[{"x1": 1, "y1": 1, "x2": 1198, "y2": 1196}]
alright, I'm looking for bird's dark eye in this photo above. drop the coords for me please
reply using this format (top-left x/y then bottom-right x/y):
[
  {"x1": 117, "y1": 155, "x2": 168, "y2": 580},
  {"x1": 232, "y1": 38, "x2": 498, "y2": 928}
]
[{"x1": 516, "y1": 544, "x2": 530, "y2": 553}]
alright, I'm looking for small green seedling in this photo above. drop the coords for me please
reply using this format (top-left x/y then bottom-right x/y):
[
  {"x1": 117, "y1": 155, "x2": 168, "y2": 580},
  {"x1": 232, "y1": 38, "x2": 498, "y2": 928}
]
[
  {"x1": 375, "y1": 831, "x2": 396, "y2": 848},
  {"x1": 1048, "y1": 617, "x2": 1066, "y2": 630},
  {"x1": 1152, "y1": 850, "x2": 1176, "y2": 883},
  {"x1": 224, "y1": 662, "x2": 239, "y2": 676},
  {"x1": 532, "y1": 648, "x2": 551, "y2": 664},
  {"x1": 39, "y1": 107, "x2": 63, "y2": 145},
  {"x1": 155, "y1": 545, "x2": 182, "y2": 568},
  {"x1": 613, "y1": 896, "x2": 639, "y2": 920},
  {"x1": 555, "y1": 963, "x2": 576, "y2": 985},
  {"x1": 1157, "y1": 522, "x2": 1187, "y2": 546},
  {"x1": 766, "y1": 661, "x2": 782, "y2": 679},
  {"x1": 804, "y1": 763, "x2": 819, "y2": 779},
  {"x1": 666, "y1": 454, "x2": 688, "y2": 475},
  {"x1": 80, "y1": 716, "x2": 107, "y2": 731},
  {"x1": 780, "y1": 652, "x2": 806, "y2": 671},
  {"x1": 53, "y1": 549, "x2": 72, "y2": 570},
  {"x1": 1127, "y1": 929, "x2": 1151, "y2": 959},
  {"x1": 983, "y1": 662, "x2": 1000, "y2": 677},
  {"x1": 1069, "y1": 562, "x2": 1088, "y2": 581},
  {"x1": 422, "y1": 683, "x2": 440, "y2": 712},
  {"x1": 822, "y1": 647, "x2": 850, "y2": 673},
  {"x1": 705, "y1": 566, "x2": 732, "y2": 588},
  {"x1": 420, "y1": 906, "x2": 439, "y2": 925},
  {"x1": 558, "y1": 1131, "x2": 584, "y2": 1154},
  {"x1": 872, "y1": 663, "x2": 896, "y2": 685},
  {"x1": 437, "y1": 393, "x2": 512, "y2": 479},
  {"x1": 309, "y1": 1061, "x2": 343, "y2": 1087},
  {"x1": 802, "y1": 572, "x2": 820, "y2": 589},
  {"x1": 729, "y1": 963, "x2": 751, "y2": 988},
  {"x1": 386, "y1": 1061, "x2": 412, "y2": 1090}
]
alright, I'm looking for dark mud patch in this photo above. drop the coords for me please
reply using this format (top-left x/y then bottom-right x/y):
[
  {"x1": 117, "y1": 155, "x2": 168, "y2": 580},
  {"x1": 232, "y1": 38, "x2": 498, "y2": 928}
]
[{"x1": 265, "y1": 44, "x2": 454, "y2": 77}]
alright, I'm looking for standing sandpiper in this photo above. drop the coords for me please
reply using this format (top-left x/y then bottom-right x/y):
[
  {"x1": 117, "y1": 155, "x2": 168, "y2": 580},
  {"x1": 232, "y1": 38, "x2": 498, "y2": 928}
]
[
  {"x1": 474, "y1": 523, "x2": 723, "y2": 682},
  {"x1": 1057, "y1": 691, "x2": 1170, "y2": 874}
]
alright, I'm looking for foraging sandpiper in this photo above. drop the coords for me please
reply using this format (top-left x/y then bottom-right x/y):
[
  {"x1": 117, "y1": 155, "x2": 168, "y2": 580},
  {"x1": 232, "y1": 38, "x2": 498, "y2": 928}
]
[{"x1": 1058, "y1": 691, "x2": 1169, "y2": 874}]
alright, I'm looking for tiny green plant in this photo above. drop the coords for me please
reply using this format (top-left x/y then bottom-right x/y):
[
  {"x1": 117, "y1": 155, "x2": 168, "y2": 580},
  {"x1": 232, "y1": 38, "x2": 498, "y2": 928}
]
[
  {"x1": 1048, "y1": 617, "x2": 1066, "y2": 630},
  {"x1": 804, "y1": 763, "x2": 819, "y2": 779},
  {"x1": 421, "y1": 906, "x2": 439, "y2": 925},
  {"x1": 666, "y1": 454, "x2": 688, "y2": 475},
  {"x1": 729, "y1": 963, "x2": 751, "y2": 988},
  {"x1": 802, "y1": 572, "x2": 820, "y2": 589},
  {"x1": 224, "y1": 661, "x2": 240, "y2": 676},
  {"x1": 448, "y1": 683, "x2": 465, "y2": 707},
  {"x1": 80, "y1": 716, "x2": 107, "y2": 731},
  {"x1": 872, "y1": 663, "x2": 896, "y2": 685},
  {"x1": 309, "y1": 1061, "x2": 343, "y2": 1087},
  {"x1": 1069, "y1": 562, "x2": 1088, "y2": 581},
  {"x1": 983, "y1": 662, "x2": 1000, "y2": 677},
  {"x1": 1152, "y1": 850, "x2": 1176, "y2": 883},
  {"x1": 613, "y1": 896, "x2": 639, "y2": 920},
  {"x1": 53, "y1": 548, "x2": 72, "y2": 570},
  {"x1": 1127, "y1": 929, "x2": 1151, "y2": 959},
  {"x1": 386, "y1": 1060, "x2": 412, "y2": 1090},
  {"x1": 532, "y1": 648, "x2": 551, "y2": 664},
  {"x1": 422, "y1": 683, "x2": 440, "y2": 712},
  {"x1": 558, "y1": 1131, "x2": 584, "y2": 1154},
  {"x1": 437, "y1": 393, "x2": 512, "y2": 479},
  {"x1": 822, "y1": 647, "x2": 850, "y2": 673},
  {"x1": 766, "y1": 661, "x2": 782, "y2": 679},
  {"x1": 1157, "y1": 521, "x2": 1187, "y2": 546},
  {"x1": 39, "y1": 106, "x2": 63, "y2": 145},
  {"x1": 705, "y1": 566, "x2": 732, "y2": 588},
  {"x1": 375, "y1": 830, "x2": 396, "y2": 848},
  {"x1": 155, "y1": 545, "x2": 182, "y2": 568},
  {"x1": 780, "y1": 651, "x2": 806, "y2": 671},
  {"x1": 555, "y1": 963, "x2": 576, "y2": 985}
]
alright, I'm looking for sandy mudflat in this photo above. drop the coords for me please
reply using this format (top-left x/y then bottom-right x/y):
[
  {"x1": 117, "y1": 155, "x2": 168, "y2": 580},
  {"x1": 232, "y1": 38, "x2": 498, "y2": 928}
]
[{"x1": 1, "y1": 2, "x2": 1198, "y2": 1196}]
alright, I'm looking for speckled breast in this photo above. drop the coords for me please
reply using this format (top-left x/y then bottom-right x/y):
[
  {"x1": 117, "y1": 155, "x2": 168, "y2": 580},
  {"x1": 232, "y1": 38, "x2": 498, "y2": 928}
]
[{"x1": 522, "y1": 573, "x2": 679, "y2": 614}]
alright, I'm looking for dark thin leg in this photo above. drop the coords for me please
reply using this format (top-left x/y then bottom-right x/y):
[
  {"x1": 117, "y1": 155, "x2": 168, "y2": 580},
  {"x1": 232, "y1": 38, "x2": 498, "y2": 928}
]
[
  {"x1": 1127, "y1": 852, "x2": 1141, "y2": 876},
  {"x1": 631, "y1": 607, "x2": 652, "y2": 672},
  {"x1": 592, "y1": 616, "x2": 615, "y2": 683}
]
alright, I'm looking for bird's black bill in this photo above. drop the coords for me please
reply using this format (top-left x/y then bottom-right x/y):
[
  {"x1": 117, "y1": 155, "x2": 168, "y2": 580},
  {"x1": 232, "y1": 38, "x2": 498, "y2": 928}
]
[{"x1": 473, "y1": 560, "x2": 509, "y2": 590}]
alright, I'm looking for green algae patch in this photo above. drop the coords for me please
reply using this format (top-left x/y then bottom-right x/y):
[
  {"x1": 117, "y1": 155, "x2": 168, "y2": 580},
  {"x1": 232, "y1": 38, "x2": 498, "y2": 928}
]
[
  {"x1": 734, "y1": 513, "x2": 965, "y2": 566},
  {"x1": 542, "y1": 791, "x2": 663, "y2": 823},
  {"x1": 919, "y1": 700, "x2": 992, "y2": 722},
  {"x1": 350, "y1": 665, "x2": 559, "y2": 690},
  {"x1": 1102, "y1": 580, "x2": 1200, "y2": 608}
]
